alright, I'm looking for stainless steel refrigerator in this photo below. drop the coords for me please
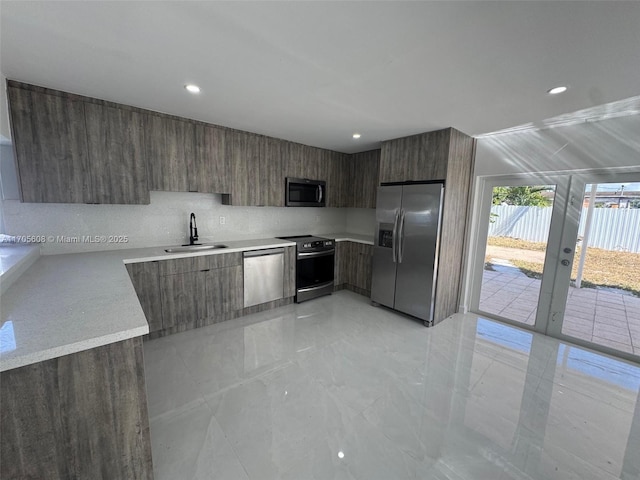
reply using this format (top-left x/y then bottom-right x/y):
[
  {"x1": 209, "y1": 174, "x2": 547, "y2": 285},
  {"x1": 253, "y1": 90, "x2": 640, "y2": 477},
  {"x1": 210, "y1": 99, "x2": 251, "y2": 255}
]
[{"x1": 371, "y1": 183, "x2": 444, "y2": 325}]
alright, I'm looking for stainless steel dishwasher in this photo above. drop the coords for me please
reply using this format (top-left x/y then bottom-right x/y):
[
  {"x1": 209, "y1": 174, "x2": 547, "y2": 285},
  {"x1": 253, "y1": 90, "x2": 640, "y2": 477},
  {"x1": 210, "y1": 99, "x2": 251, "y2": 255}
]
[{"x1": 243, "y1": 248, "x2": 285, "y2": 308}]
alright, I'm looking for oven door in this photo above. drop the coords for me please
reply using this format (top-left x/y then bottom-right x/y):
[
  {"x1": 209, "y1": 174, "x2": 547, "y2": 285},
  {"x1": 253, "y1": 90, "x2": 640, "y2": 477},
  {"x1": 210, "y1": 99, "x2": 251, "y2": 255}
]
[{"x1": 296, "y1": 249, "x2": 334, "y2": 302}]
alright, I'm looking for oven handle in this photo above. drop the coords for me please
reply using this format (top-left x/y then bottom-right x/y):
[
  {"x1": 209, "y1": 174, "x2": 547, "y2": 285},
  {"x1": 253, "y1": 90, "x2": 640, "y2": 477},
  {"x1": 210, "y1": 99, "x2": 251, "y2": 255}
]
[
  {"x1": 297, "y1": 249, "x2": 335, "y2": 259},
  {"x1": 298, "y1": 280, "x2": 334, "y2": 293}
]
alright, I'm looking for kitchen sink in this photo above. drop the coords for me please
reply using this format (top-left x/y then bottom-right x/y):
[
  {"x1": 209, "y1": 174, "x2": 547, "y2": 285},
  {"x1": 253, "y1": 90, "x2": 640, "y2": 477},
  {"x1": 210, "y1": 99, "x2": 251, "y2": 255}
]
[{"x1": 164, "y1": 244, "x2": 228, "y2": 253}]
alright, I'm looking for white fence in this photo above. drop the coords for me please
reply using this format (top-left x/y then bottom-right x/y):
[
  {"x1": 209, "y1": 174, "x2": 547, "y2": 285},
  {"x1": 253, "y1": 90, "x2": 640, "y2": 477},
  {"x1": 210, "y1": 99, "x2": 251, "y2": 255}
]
[{"x1": 488, "y1": 205, "x2": 640, "y2": 253}]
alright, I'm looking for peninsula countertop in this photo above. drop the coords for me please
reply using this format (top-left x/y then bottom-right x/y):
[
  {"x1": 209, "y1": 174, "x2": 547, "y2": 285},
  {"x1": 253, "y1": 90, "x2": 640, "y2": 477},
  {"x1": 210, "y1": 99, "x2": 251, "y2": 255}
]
[{"x1": 0, "y1": 237, "x2": 295, "y2": 372}]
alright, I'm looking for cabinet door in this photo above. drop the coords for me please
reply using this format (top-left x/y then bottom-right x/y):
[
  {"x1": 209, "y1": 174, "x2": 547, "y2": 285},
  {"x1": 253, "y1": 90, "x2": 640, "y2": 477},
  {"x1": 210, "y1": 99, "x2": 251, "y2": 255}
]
[
  {"x1": 206, "y1": 266, "x2": 243, "y2": 320},
  {"x1": 379, "y1": 130, "x2": 449, "y2": 183},
  {"x1": 334, "y1": 242, "x2": 346, "y2": 287},
  {"x1": 145, "y1": 114, "x2": 194, "y2": 192},
  {"x1": 353, "y1": 243, "x2": 373, "y2": 293},
  {"x1": 8, "y1": 85, "x2": 90, "y2": 203},
  {"x1": 349, "y1": 150, "x2": 380, "y2": 208},
  {"x1": 193, "y1": 124, "x2": 229, "y2": 193},
  {"x1": 224, "y1": 130, "x2": 261, "y2": 205},
  {"x1": 260, "y1": 136, "x2": 284, "y2": 206},
  {"x1": 322, "y1": 150, "x2": 345, "y2": 208},
  {"x1": 283, "y1": 246, "x2": 296, "y2": 297},
  {"x1": 84, "y1": 103, "x2": 149, "y2": 204},
  {"x1": 126, "y1": 262, "x2": 162, "y2": 333},
  {"x1": 160, "y1": 271, "x2": 206, "y2": 329},
  {"x1": 284, "y1": 142, "x2": 322, "y2": 181}
]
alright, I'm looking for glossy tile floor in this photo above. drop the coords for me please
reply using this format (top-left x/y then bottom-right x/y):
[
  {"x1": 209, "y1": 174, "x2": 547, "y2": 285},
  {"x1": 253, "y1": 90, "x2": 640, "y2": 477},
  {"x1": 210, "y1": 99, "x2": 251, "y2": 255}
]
[{"x1": 144, "y1": 291, "x2": 640, "y2": 480}]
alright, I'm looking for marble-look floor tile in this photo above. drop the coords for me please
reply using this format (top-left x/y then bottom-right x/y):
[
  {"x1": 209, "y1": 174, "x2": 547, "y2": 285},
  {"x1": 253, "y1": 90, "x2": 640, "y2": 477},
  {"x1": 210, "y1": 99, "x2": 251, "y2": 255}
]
[
  {"x1": 144, "y1": 291, "x2": 640, "y2": 480},
  {"x1": 149, "y1": 402, "x2": 248, "y2": 480},
  {"x1": 143, "y1": 342, "x2": 205, "y2": 420}
]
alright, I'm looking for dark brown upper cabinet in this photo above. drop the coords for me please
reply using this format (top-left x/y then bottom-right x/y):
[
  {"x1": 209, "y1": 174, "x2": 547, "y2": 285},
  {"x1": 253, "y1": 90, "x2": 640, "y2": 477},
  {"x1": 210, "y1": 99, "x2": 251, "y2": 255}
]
[
  {"x1": 348, "y1": 149, "x2": 380, "y2": 209},
  {"x1": 8, "y1": 83, "x2": 91, "y2": 203},
  {"x1": 144, "y1": 113, "x2": 194, "y2": 192},
  {"x1": 193, "y1": 124, "x2": 229, "y2": 194},
  {"x1": 84, "y1": 103, "x2": 149, "y2": 204},
  {"x1": 222, "y1": 130, "x2": 262, "y2": 206},
  {"x1": 8, "y1": 82, "x2": 150, "y2": 204},
  {"x1": 379, "y1": 128, "x2": 450, "y2": 183}
]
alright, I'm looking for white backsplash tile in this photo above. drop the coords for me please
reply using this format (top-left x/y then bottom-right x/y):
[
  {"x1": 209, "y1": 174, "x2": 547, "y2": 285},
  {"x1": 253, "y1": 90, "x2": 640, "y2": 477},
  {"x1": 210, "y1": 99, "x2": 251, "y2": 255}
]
[{"x1": 2, "y1": 191, "x2": 353, "y2": 254}]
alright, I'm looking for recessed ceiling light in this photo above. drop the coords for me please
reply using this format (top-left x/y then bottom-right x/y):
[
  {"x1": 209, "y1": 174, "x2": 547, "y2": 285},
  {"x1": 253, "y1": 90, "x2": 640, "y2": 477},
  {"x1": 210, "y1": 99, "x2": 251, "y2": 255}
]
[
  {"x1": 185, "y1": 84, "x2": 201, "y2": 94},
  {"x1": 352, "y1": 133, "x2": 361, "y2": 139},
  {"x1": 547, "y1": 86, "x2": 568, "y2": 95}
]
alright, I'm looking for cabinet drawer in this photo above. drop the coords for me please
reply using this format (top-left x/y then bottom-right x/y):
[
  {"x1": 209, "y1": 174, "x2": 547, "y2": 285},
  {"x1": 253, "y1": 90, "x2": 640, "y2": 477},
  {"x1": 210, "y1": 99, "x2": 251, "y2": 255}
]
[
  {"x1": 158, "y1": 256, "x2": 210, "y2": 275},
  {"x1": 158, "y1": 252, "x2": 242, "y2": 275},
  {"x1": 209, "y1": 252, "x2": 242, "y2": 269}
]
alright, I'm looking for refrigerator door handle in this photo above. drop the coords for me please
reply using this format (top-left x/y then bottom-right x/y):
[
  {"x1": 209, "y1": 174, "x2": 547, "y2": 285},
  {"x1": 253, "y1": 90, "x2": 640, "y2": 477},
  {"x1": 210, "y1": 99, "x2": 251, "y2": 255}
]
[
  {"x1": 392, "y1": 208, "x2": 400, "y2": 263},
  {"x1": 398, "y1": 209, "x2": 406, "y2": 263}
]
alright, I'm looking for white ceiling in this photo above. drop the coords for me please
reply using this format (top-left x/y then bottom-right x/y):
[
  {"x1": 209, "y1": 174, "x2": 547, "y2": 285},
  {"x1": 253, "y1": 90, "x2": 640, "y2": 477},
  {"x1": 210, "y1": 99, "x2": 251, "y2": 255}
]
[{"x1": 1, "y1": 1, "x2": 639, "y2": 153}]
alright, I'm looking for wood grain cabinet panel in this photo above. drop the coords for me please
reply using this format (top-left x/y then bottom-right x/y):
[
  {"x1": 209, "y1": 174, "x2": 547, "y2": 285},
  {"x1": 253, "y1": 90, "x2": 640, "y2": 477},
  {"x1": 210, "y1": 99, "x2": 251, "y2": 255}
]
[
  {"x1": 222, "y1": 130, "x2": 261, "y2": 206},
  {"x1": 432, "y1": 129, "x2": 475, "y2": 323},
  {"x1": 349, "y1": 149, "x2": 380, "y2": 208},
  {"x1": 352, "y1": 243, "x2": 373, "y2": 293},
  {"x1": 260, "y1": 136, "x2": 285, "y2": 207},
  {"x1": 160, "y1": 271, "x2": 207, "y2": 329},
  {"x1": 283, "y1": 246, "x2": 296, "y2": 297},
  {"x1": 126, "y1": 262, "x2": 163, "y2": 333},
  {"x1": 84, "y1": 103, "x2": 149, "y2": 204},
  {"x1": 284, "y1": 142, "x2": 317, "y2": 180},
  {"x1": 193, "y1": 124, "x2": 230, "y2": 193},
  {"x1": 334, "y1": 241, "x2": 346, "y2": 288},
  {"x1": 379, "y1": 129, "x2": 449, "y2": 183},
  {"x1": 145, "y1": 113, "x2": 194, "y2": 192},
  {"x1": 158, "y1": 255, "x2": 210, "y2": 275},
  {"x1": 8, "y1": 84, "x2": 90, "y2": 203},
  {"x1": 0, "y1": 338, "x2": 153, "y2": 480},
  {"x1": 208, "y1": 252, "x2": 243, "y2": 269},
  {"x1": 334, "y1": 241, "x2": 372, "y2": 295},
  {"x1": 206, "y1": 265, "x2": 243, "y2": 319}
]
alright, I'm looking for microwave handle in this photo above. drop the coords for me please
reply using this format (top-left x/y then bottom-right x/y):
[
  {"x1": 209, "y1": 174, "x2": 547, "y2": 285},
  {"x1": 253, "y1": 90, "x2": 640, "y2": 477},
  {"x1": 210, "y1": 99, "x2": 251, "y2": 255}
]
[{"x1": 318, "y1": 185, "x2": 323, "y2": 203}]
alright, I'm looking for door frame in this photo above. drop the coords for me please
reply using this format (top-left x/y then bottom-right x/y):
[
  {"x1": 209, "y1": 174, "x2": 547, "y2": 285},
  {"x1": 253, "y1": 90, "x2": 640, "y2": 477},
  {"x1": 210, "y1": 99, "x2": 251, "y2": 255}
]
[
  {"x1": 467, "y1": 168, "x2": 640, "y2": 363},
  {"x1": 467, "y1": 173, "x2": 570, "y2": 334},
  {"x1": 546, "y1": 171, "x2": 640, "y2": 363}
]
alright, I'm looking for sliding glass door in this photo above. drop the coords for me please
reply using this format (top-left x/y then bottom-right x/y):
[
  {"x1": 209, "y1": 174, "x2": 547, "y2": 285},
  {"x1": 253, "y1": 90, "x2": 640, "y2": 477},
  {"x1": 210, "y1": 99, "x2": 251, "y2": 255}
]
[{"x1": 470, "y1": 172, "x2": 640, "y2": 361}]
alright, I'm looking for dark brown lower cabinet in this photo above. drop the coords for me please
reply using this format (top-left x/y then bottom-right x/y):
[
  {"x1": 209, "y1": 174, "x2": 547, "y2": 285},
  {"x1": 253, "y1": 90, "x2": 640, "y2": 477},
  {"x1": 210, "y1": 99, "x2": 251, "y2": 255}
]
[
  {"x1": 334, "y1": 241, "x2": 373, "y2": 296},
  {"x1": 0, "y1": 338, "x2": 153, "y2": 480},
  {"x1": 206, "y1": 265, "x2": 243, "y2": 318},
  {"x1": 130, "y1": 248, "x2": 296, "y2": 339},
  {"x1": 126, "y1": 261, "x2": 163, "y2": 333},
  {"x1": 160, "y1": 270, "x2": 207, "y2": 329}
]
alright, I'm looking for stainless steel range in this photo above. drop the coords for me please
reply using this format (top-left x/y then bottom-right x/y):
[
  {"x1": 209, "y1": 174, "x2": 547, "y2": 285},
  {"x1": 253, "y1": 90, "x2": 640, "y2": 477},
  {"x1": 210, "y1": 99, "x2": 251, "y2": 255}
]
[{"x1": 277, "y1": 235, "x2": 334, "y2": 303}]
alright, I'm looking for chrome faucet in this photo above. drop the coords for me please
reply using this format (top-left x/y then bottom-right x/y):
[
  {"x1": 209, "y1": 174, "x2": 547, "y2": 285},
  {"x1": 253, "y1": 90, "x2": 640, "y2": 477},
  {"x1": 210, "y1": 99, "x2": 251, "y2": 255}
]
[{"x1": 189, "y1": 212, "x2": 199, "y2": 245}]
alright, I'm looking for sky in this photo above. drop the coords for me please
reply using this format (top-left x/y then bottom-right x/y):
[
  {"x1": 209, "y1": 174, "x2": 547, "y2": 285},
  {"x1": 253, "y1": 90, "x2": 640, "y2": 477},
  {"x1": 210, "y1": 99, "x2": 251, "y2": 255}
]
[{"x1": 589, "y1": 183, "x2": 640, "y2": 193}]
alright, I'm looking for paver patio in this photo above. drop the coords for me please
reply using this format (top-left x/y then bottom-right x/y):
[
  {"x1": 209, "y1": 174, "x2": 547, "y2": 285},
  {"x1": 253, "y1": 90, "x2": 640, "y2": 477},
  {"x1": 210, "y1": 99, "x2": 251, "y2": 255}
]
[{"x1": 479, "y1": 266, "x2": 640, "y2": 356}]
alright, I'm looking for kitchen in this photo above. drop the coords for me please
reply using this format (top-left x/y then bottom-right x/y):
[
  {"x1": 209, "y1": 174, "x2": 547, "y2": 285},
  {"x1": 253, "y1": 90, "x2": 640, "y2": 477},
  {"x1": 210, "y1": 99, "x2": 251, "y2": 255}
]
[{"x1": 2, "y1": 2, "x2": 640, "y2": 480}]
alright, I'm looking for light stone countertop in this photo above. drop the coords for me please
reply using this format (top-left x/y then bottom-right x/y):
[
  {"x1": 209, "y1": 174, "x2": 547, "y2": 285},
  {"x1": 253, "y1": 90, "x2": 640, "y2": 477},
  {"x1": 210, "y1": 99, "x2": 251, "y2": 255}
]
[
  {"x1": 319, "y1": 232, "x2": 374, "y2": 245},
  {"x1": 0, "y1": 244, "x2": 41, "y2": 294},
  {"x1": 0, "y1": 237, "x2": 295, "y2": 372}
]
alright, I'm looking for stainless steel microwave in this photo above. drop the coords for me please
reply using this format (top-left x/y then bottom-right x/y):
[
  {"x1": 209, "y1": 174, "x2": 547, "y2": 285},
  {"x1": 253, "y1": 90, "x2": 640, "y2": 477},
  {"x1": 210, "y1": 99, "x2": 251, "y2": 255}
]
[{"x1": 285, "y1": 177, "x2": 326, "y2": 207}]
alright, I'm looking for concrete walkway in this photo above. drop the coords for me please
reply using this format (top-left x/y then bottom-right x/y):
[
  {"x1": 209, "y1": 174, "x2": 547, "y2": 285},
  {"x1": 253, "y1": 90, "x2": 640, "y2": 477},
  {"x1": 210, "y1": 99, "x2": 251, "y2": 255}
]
[{"x1": 479, "y1": 266, "x2": 640, "y2": 356}]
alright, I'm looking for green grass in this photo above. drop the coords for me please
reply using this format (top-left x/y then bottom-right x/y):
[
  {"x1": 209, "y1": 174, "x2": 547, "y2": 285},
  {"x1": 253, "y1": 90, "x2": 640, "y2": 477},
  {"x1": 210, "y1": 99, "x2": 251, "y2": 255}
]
[{"x1": 485, "y1": 237, "x2": 640, "y2": 297}]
